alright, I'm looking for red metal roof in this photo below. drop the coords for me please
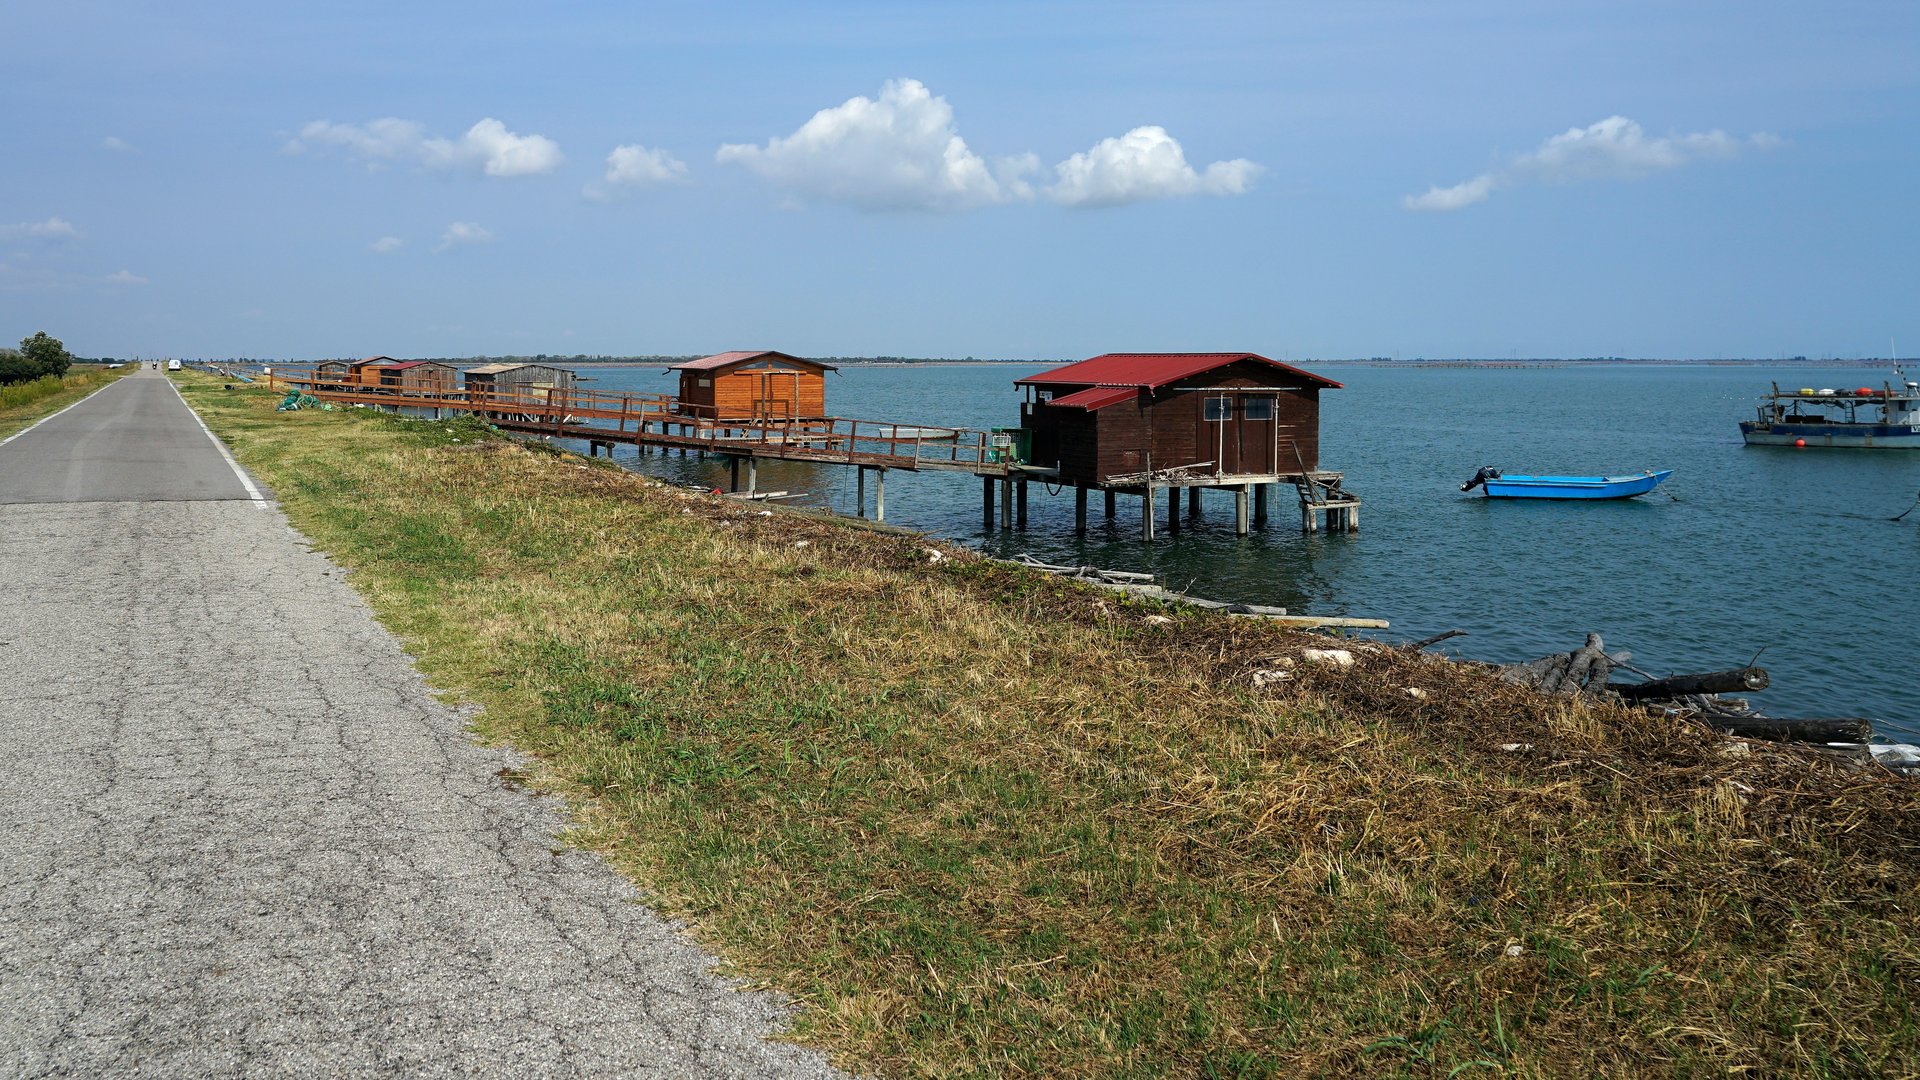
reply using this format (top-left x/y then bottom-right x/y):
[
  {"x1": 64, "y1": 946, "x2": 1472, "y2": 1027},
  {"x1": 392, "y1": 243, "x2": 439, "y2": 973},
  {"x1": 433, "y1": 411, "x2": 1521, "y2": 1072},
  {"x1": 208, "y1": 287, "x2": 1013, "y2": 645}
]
[
  {"x1": 1047, "y1": 385, "x2": 1140, "y2": 411},
  {"x1": 1017, "y1": 353, "x2": 1342, "y2": 391},
  {"x1": 669, "y1": 350, "x2": 837, "y2": 373}
]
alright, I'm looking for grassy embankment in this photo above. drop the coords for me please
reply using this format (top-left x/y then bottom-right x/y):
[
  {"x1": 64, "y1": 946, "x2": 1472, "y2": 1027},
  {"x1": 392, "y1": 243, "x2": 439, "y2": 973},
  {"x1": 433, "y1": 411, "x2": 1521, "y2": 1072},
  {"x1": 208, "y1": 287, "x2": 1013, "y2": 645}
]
[
  {"x1": 0, "y1": 366, "x2": 131, "y2": 439},
  {"x1": 180, "y1": 371, "x2": 1919, "y2": 1078}
]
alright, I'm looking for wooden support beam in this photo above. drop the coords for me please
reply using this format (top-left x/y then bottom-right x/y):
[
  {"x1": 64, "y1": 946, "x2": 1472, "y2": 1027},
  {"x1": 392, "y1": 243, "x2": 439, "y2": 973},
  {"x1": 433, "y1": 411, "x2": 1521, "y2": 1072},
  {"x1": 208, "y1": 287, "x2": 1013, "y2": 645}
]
[
  {"x1": 1166, "y1": 486, "x2": 1180, "y2": 533},
  {"x1": 1253, "y1": 483, "x2": 1268, "y2": 526},
  {"x1": 1235, "y1": 484, "x2": 1250, "y2": 536},
  {"x1": 1104, "y1": 490, "x2": 1116, "y2": 518},
  {"x1": 857, "y1": 466, "x2": 867, "y2": 519},
  {"x1": 747, "y1": 457, "x2": 757, "y2": 496},
  {"x1": 728, "y1": 456, "x2": 741, "y2": 493},
  {"x1": 1000, "y1": 478, "x2": 1013, "y2": 532},
  {"x1": 1016, "y1": 479, "x2": 1028, "y2": 531},
  {"x1": 876, "y1": 468, "x2": 886, "y2": 523},
  {"x1": 982, "y1": 475, "x2": 995, "y2": 529},
  {"x1": 1142, "y1": 486, "x2": 1157, "y2": 542},
  {"x1": 1075, "y1": 485, "x2": 1088, "y2": 534},
  {"x1": 1187, "y1": 487, "x2": 1201, "y2": 519}
]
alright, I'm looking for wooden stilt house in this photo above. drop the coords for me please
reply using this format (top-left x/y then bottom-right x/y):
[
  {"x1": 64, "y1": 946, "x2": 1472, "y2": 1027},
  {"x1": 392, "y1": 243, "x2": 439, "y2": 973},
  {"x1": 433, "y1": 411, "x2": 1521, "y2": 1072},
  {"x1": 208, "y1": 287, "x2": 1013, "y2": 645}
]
[
  {"x1": 346, "y1": 355, "x2": 397, "y2": 389},
  {"x1": 462, "y1": 362, "x2": 578, "y2": 406},
  {"x1": 312, "y1": 361, "x2": 352, "y2": 383},
  {"x1": 1015, "y1": 352, "x2": 1343, "y2": 483},
  {"x1": 670, "y1": 351, "x2": 835, "y2": 421},
  {"x1": 374, "y1": 361, "x2": 457, "y2": 396}
]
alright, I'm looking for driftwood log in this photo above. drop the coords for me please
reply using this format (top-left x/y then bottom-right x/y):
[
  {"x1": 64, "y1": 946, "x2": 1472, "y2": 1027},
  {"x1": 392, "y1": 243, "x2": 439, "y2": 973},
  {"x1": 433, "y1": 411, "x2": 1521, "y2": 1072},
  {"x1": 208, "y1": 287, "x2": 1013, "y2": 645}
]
[
  {"x1": 1697, "y1": 715, "x2": 1873, "y2": 743},
  {"x1": 1610, "y1": 667, "x2": 1770, "y2": 700},
  {"x1": 1499, "y1": 633, "x2": 1630, "y2": 696}
]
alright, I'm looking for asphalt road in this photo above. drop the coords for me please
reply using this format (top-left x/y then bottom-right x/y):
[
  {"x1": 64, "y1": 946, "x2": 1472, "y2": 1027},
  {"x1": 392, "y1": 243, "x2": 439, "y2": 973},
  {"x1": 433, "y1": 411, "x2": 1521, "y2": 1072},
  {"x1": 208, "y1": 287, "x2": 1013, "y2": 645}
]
[{"x1": 0, "y1": 369, "x2": 846, "y2": 1077}]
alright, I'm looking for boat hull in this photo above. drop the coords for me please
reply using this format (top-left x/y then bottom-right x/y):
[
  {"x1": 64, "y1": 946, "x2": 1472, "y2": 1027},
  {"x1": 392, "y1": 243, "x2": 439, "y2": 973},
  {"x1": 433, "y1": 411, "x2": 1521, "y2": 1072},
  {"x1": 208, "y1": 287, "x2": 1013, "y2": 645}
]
[
  {"x1": 1739, "y1": 421, "x2": 1920, "y2": 449},
  {"x1": 1481, "y1": 471, "x2": 1672, "y2": 499}
]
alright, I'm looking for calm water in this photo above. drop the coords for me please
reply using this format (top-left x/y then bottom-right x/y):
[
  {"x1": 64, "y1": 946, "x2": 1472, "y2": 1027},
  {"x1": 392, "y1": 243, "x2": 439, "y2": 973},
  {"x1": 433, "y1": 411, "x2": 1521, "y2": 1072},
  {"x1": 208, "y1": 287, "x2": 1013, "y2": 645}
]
[{"x1": 565, "y1": 363, "x2": 1920, "y2": 740}]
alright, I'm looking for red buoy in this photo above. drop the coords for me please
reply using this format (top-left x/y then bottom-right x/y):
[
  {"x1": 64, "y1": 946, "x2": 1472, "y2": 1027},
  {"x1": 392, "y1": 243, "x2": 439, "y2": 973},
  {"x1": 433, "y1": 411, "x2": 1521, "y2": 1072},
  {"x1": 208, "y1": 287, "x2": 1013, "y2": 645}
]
[
  {"x1": 1857, "y1": 387, "x2": 1874, "y2": 396},
  {"x1": 1795, "y1": 438, "x2": 1807, "y2": 447}
]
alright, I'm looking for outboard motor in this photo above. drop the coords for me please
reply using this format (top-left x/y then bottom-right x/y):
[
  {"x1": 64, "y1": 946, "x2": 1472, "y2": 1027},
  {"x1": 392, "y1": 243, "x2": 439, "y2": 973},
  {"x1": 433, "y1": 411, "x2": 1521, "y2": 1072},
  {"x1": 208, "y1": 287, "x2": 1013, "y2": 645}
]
[{"x1": 1460, "y1": 466, "x2": 1502, "y2": 493}]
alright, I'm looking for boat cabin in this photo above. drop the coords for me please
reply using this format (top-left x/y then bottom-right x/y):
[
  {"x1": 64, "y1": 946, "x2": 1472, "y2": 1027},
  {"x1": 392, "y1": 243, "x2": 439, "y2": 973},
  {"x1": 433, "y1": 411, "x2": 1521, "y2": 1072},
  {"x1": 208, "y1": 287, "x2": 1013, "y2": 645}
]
[
  {"x1": 1015, "y1": 352, "x2": 1343, "y2": 485},
  {"x1": 670, "y1": 351, "x2": 835, "y2": 421}
]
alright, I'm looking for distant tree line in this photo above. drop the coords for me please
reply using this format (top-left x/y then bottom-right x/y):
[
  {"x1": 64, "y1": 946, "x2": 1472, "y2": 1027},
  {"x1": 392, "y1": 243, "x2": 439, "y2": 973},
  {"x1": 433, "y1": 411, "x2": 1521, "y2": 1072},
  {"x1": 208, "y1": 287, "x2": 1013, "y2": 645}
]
[{"x1": 0, "y1": 331, "x2": 74, "y2": 386}]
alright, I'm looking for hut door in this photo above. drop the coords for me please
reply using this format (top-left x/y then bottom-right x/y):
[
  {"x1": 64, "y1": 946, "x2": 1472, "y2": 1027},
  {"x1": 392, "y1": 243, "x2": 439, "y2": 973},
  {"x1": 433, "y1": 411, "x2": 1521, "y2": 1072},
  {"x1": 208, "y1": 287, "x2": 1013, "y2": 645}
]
[
  {"x1": 1238, "y1": 395, "x2": 1275, "y2": 474},
  {"x1": 759, "y1": 371, "x2": 797, "y2": 419}
]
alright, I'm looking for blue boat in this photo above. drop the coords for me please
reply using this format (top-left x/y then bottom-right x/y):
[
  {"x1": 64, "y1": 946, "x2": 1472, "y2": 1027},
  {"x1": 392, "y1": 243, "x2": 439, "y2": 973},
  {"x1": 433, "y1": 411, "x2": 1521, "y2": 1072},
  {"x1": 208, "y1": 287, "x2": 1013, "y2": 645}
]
[{"x1": 1460, "y1": 467, "x2": 1672, "y2": 499}]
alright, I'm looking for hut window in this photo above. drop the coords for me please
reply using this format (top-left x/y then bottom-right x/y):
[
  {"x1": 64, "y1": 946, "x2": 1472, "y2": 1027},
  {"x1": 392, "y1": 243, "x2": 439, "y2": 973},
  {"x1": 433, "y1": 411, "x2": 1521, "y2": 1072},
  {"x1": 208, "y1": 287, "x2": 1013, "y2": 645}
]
[
  {"x1": 1037, "y1": 390, "x2": 1053, "y2": 402},
  {"x1": 1243, "y1": 397, "x2": 1273, "y2": 420},
  {"x1": 1204, "y1": 396, "x2": 1230, "y2": 421},
  {"x1": 697, "y1": 378, "x2": 711, "y2": 387}
]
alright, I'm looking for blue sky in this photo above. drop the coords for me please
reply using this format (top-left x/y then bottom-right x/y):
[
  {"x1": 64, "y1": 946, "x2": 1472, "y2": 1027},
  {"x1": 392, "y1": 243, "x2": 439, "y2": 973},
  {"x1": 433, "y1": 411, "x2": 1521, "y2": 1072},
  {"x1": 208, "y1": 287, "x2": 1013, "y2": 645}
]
[{"x1": 3, "y1": 1, "x2": 1916, "y2": 361}]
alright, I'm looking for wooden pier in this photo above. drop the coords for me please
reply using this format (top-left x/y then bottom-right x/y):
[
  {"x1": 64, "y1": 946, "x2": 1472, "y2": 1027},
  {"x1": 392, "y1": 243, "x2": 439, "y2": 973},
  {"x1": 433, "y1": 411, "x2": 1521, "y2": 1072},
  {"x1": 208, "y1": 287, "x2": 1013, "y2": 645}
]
[{"x1": 267, "y1": 371, "x2": 1359, "y2": 538}]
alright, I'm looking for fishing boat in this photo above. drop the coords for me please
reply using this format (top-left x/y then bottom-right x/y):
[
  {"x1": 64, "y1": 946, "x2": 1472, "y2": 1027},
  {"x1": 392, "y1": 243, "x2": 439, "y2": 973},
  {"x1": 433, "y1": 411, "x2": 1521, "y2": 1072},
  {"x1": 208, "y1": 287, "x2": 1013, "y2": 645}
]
[
  {"x1": 1459, "y1": 467, "x2": 1672, "y2": 499},
  {"x1": 1739, "y1": 367, "x2": 1920, "y2": 449}
]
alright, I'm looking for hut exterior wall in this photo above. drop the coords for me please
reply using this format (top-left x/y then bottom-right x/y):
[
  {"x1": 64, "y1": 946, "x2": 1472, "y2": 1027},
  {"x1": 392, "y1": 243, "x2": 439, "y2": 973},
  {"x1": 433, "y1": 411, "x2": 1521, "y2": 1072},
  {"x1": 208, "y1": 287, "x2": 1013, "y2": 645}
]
[
  {"x1": 398, "y1": 365, "x2": 456, "y2": 393},
  {"x1": 692, "y1": 365, "x2": 827, "y2": 419}
]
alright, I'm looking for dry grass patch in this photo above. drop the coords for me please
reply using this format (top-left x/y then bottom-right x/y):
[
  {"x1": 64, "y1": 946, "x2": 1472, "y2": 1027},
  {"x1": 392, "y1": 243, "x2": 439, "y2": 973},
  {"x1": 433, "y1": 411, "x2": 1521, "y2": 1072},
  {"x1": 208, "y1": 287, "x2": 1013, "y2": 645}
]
[{"x1": 183, "y1": 374, "x2": 1920, "y2": 1079}]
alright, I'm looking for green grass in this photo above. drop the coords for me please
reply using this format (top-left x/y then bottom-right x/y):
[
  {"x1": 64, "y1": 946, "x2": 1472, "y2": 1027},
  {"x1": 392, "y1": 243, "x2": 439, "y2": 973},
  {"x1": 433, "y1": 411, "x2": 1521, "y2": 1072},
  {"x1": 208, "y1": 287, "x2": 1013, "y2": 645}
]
[
  {"x1": 181, "y1": 372, "x2": 1920, "y2": 1079},
  {"x1": 0, "y1": 366, "x2": 131, "y2": 438}
]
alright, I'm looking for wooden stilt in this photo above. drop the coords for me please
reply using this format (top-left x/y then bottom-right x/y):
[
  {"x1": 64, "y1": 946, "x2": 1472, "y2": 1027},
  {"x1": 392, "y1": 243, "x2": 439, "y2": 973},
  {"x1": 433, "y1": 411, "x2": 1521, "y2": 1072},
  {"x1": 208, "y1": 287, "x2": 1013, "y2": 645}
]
[
  {"x1": 746, "y1": 457, "x2": 757, "y2": 496},
  {"x1": 875, "y1": 468, "x2": 886, "y2": 523},
  {"x1": 1187, "y1": 487, "x2": 1201, "y2": 519},
  {"x1": 1253, "y1": 483, "x2": 1268, "y2": 526},
  {"x1": 728, "y1": 456, "x2": 740, "y2": 493},
  {"x1": 857, "y1": 467, "x2": 867, "y2": 519},
  {"x1": 1166, "y1": 486, "x2": 1180, "y2": 533},
  {"x1": 1000, "y1": 479, "x2": 1013, "y2": 532},
  {"x1": 1074, "y1": 485, "x2": 1088, "y2": 534},
  {"x1": 1235, "y1": 484, "x2": 1250, "y2": 536},
  {"x1": 983, "y1": 475, "x2": 995, "y2": 529},
  {"x1": 1142, "y1": 486, "x2": 1157, "y2": 542},
  {"x1": 1016, "y1": 480, "x2": 1028, "y2": 531},
  {"x1": 1104, "y1": 490, "x2": 1116, "y2": 518}
]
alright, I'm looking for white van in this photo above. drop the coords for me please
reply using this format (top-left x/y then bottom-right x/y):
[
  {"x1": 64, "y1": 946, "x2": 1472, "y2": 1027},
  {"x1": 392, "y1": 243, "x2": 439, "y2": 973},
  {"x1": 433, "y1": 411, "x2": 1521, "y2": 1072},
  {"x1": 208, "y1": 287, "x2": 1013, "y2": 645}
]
[{"x1": 167, "y1": 359, "x2": 181, "y2": 371}]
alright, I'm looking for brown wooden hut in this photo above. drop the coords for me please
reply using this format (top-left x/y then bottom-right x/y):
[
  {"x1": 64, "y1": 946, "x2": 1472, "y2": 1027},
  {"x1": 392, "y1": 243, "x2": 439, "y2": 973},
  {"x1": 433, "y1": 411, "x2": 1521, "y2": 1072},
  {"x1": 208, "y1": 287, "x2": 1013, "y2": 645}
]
[
  {"x1": 1014, "y1": 352, "x2": 1342, "y2": 484},
  {"x1": 374, "y1": 361, "x2": 457, "y2": 395},
  {"x1": 462, "y1": 362, "x2": 577, "y2": 405},
  {"x1": 669, "y1": 351, "x2": 835, "y2": 421},
  {"x1": 346, "y1": 356, "x2": 398, "y2": 389},
  {"x1": 312, "y1": 361, "x2": 351, "y2": 383}
]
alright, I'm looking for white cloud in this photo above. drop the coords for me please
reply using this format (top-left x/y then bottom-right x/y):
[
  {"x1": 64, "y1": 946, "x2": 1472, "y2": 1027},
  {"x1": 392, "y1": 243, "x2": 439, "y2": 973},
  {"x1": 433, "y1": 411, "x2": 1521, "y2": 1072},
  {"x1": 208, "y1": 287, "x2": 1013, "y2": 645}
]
[
  {"x1": 716, "y1": 78, "x2": 1032, "y2": 212},
  {"x1": 104, "y1": 269, "x2": 148, "y2": 285},
  {"x1": 585, "y1": 143, "x2": 690, "y2": 200},
  {"x1": 1, "y1": 217, "x2": 81, "y2": 240},
  {"x1": 369, "y1": 236, "x2": 403, "y2": 254},
  {"x1": 1404, "y1": 116, "x2": 1780, "y2": 211},
  {"x1": 1047, "y1": 126, "x2": 1261, "y2": 208},
  {"x1": 101, "y1": 136, "x2": 133, "y2": 152},
  {"x1": 291, "y1": 117, "x2": 562, "y2": 178},
  {"x1": 433, "y1": 221, "x2": 493, "y2": 253}
]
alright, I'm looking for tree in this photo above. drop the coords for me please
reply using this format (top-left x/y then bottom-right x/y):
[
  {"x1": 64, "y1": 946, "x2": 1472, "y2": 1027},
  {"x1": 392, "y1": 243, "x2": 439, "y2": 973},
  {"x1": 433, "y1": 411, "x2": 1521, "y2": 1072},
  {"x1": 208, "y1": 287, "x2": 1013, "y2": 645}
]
[
  {"x1": 15, "y1": 331, "x2": 73, "y2": 382},
  {"x1": 0, "y1": 349, "x2": 37, "y2": 385}
]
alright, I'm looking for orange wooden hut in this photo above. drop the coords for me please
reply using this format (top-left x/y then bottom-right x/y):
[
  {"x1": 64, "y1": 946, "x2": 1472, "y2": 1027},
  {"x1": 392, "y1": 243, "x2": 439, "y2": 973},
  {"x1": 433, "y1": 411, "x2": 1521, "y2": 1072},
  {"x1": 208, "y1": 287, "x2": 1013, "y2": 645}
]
[{"x1": 669, "y1": 351, "x2": 835, "y2": 421}]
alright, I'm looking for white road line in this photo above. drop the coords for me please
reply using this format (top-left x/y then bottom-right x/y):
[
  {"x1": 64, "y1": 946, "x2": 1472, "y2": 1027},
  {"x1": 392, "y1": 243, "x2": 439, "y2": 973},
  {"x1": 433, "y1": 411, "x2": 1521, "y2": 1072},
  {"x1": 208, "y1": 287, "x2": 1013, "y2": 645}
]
[
  {"x1": 0, "y1": 379, "x2": 123, "y2": 449},
  {"x1": 166, "y1": 378, "x2": 270, "y2": 508}
]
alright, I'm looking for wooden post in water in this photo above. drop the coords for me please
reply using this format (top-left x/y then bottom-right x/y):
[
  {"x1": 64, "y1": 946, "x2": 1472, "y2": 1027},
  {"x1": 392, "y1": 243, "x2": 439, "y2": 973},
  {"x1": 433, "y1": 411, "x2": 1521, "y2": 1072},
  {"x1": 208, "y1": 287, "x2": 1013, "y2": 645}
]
[
  {"x1": 1000, "y1": 478, "x2": 1013, "y2": 532},
  {"x1": 1166, "y1": 487, "x2": 1180, "y2": 533},
  {"x1": 1254, "y1": 483, "x2": 1268, "y2": 526},
  {"x1": 982, "y1": 476, "x2": 995, "y2": 529},
  {"x1": 1188, "y1": 487, "x2": 1201, "y2": 520},
  {"x1": 1016, "y1": 480, "x2": 1028, "y2": 531},
  {"x1": 1074, "y1": 485, "x2": 1088, "y2": 534},
  {"x1": 1104, "y1": 490, "x2": 1116, "y2": 519},
  {"x1": 857, "y1": 467, "x2": 867, "y2": 518},
  {"x1": 1142, "y1": 486, "x2": 1157, "y2": 542},
  {"x1": 875, "y1": 468, "x2": 886, "y2": 523},
  {"x1": 1235, "y1": 484, "x2": 1251, "y2": 536}
]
